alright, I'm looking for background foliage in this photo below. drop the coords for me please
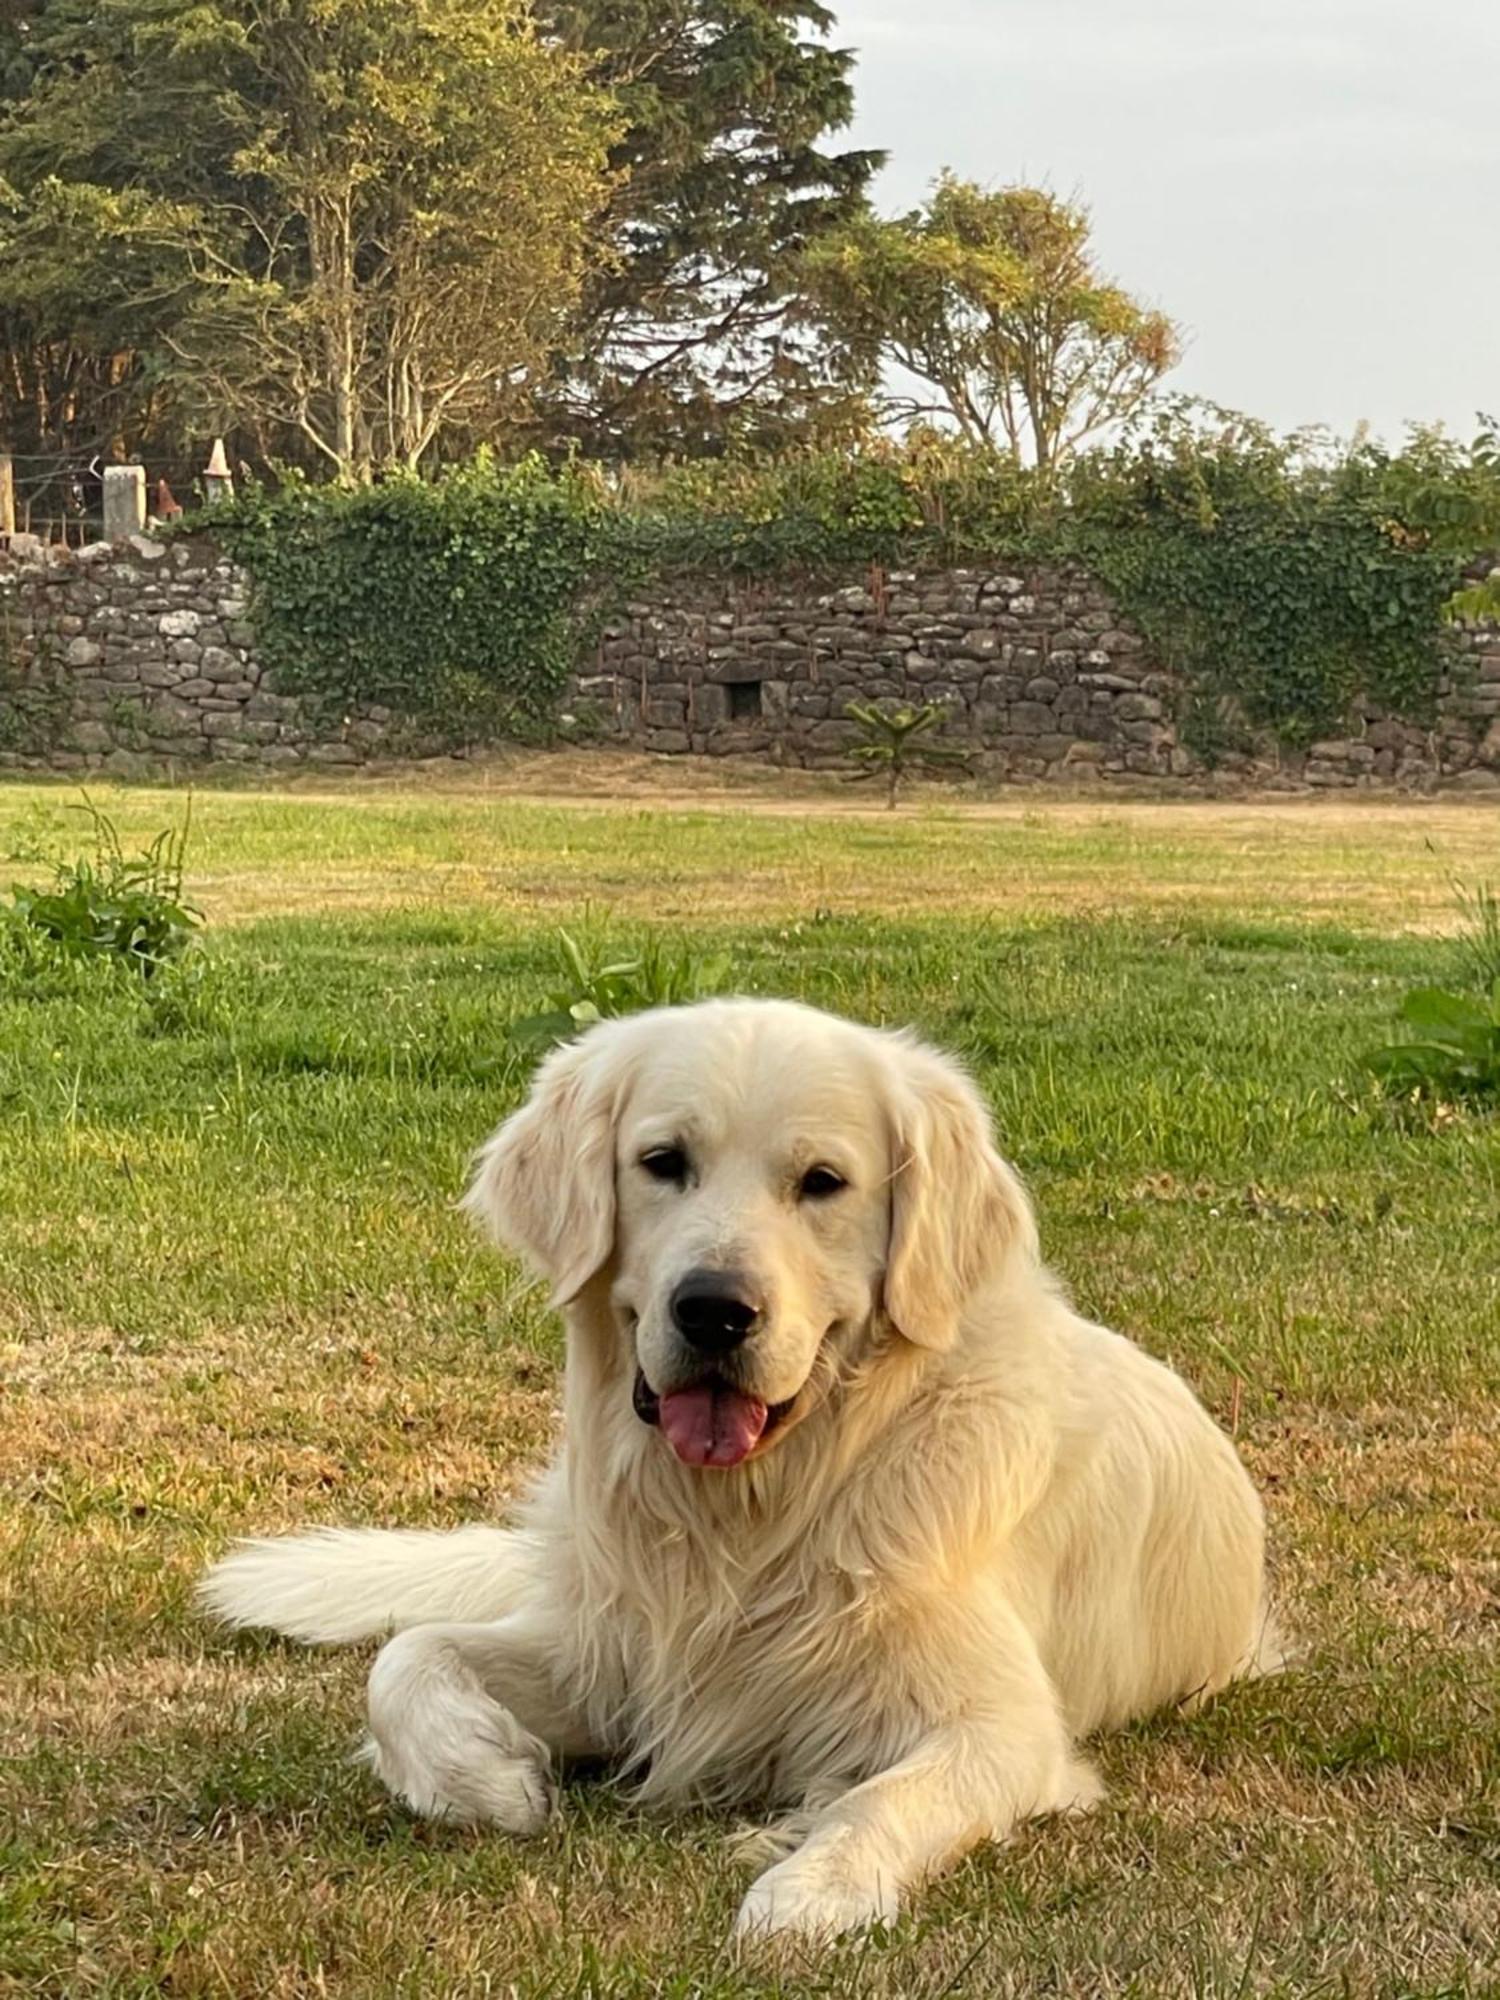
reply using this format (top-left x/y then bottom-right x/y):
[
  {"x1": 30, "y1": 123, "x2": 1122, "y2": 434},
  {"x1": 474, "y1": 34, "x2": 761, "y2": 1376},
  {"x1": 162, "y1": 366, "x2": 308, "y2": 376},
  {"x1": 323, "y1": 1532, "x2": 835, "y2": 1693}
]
[
  {"x1": 207, "y1": 454, "x2": 611, "y2": 734},
  {"x1": 202, "y1": 411, "x2": 1500, "y2": 751},
  {"x1": 0, "y1": 0, "x2": 617, "y2": 486},
  {"x1": 1063, "y1": 410, "x2": 1476, "y2": 748},
  {"x1": 803, "y1": 176, "x2": 1179, "y2": 466},
  {"x1": 0, "y1": 0, "x2": 876, "y2": 505},
  {"x1": 537, "y1": 0, "x2": 880, "y2": 458}
]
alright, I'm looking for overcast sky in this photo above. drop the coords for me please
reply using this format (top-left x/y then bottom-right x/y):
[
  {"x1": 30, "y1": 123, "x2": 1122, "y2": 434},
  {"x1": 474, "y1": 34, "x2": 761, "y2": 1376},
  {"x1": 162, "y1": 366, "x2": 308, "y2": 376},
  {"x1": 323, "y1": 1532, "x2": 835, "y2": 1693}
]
[{"x1": 832, "y1": 0, "x2": 1498, "y2": 442}]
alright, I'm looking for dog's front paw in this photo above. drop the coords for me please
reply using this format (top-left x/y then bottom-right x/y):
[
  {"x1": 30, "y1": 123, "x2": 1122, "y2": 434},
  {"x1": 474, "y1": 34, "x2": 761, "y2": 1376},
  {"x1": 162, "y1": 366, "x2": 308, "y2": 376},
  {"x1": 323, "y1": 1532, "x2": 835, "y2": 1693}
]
[
  {"x1": 363, "y1": 1729, "x2": 555, "y2": 1832},
  {"x1": 364, "y1": 1630, "x2": 555, "y2": 1834},
  {"x1": 733, "y1": 1850, "x2": 900, "y2": 1943}
]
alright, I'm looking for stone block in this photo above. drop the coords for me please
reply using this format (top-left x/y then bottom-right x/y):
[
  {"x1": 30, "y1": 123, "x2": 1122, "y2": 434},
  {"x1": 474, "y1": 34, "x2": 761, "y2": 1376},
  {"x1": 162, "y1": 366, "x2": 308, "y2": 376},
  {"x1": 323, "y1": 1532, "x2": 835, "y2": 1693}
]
[{"x1": 1115, "y1": 693, "x2": 1164, "y2": 722}]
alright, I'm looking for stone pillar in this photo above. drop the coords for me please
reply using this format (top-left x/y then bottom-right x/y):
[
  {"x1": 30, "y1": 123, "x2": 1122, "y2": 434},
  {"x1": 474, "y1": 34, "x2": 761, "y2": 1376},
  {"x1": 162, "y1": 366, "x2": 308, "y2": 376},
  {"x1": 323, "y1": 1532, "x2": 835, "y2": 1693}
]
[{"x1": 103, "y1": 464, "x2": 147, "y2": 541}]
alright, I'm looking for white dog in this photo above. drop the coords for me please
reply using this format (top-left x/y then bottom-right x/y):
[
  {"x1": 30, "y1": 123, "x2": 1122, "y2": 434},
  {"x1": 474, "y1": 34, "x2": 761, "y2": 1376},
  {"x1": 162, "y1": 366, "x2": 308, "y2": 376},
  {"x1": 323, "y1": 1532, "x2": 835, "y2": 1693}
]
[{"x1": 202, "y1": 999, "x2": 1277, "y2": 1941}]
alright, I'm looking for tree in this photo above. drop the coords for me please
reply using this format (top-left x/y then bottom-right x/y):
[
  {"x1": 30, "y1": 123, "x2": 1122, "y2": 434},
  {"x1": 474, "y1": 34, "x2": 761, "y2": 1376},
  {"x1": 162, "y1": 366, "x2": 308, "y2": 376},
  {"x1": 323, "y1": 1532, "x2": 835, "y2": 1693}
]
[
  {"x1": 844, "y1": 699, "x2": 968, "y2": 809},
  {"x1": 0, "y1": 2, "x2": 160, "y2": 519},
  {"x1": 806, "y1": 175, "x2": 1180, "y2": 470},
  {"x1": 536, "y1": 0, "x2": 881, "y2": 457},
  {"x1": 0, "y1": 0, "x2": 618, "y2": 482}
]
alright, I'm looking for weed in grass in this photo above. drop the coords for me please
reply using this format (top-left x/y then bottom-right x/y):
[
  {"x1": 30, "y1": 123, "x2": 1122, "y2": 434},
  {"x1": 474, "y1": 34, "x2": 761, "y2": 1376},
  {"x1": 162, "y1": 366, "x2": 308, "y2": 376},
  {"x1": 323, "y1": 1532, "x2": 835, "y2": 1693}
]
[
  {"x1": 2, "y1": 794, "x2": 200, "y2": 980},
  {"x1": 508, "y1": 925, "x2": 733, "y2": 1052},
  {"x1": 1364, "y1": 881, "x2": 1500, "y2": 1111},
  {"x1": 1452, "y1": 877, "x2": 1500, "y2": 992},
  {"x1": 1364, "y1": 982, "x2": 1500, "y2": 1108}
]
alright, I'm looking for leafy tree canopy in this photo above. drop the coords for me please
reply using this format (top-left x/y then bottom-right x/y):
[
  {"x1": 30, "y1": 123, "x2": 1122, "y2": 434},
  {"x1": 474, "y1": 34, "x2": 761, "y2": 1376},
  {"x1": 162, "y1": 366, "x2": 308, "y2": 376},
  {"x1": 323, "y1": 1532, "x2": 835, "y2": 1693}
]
[
  {"x1": 0, "y1": 0, "x2": 619, "y2": 482},
  {"x1": 806, "y1": 175, "x2": 1180, "y2": 469}
]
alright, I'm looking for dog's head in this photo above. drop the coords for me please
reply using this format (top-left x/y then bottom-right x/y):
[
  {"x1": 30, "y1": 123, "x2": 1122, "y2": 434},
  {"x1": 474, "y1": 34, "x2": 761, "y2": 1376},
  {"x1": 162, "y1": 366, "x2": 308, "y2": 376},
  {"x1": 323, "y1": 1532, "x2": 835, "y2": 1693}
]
[{"x1": 464, "y1": 999, "x2": 1036, "y2": 1469}]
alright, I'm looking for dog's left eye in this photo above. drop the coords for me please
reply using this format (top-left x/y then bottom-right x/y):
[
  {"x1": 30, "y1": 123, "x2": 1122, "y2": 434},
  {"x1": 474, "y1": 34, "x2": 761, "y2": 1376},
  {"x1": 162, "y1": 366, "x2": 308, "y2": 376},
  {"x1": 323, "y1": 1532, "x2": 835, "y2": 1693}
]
[
  {"x1": 799, "y1": 1165, "x2": 846, "y2": 1200},
  {"x1": 640, "y1": 1145, "x2": 689, "y2": 1185}
]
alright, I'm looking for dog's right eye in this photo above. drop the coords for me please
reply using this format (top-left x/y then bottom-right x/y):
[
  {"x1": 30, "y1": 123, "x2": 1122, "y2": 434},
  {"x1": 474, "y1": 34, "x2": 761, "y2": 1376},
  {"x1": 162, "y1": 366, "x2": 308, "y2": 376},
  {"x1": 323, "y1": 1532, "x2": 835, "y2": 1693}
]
[{"x1": 640, "y1": 1145, "x2": 689, "y2": 1185}]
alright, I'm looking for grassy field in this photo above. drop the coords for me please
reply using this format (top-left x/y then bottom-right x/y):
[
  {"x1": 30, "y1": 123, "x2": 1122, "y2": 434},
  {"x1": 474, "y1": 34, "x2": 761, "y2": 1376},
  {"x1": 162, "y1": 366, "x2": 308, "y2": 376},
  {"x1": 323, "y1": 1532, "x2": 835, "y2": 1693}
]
[{"x1": 1, "y1": 773, "x2": 1497, "y2": 1998}]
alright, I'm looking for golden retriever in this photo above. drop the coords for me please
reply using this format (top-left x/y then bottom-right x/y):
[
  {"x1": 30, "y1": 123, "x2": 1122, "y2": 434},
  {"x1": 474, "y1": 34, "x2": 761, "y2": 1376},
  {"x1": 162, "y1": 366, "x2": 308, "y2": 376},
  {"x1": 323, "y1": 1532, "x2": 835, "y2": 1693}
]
[{"x1": 202, "y1": 998, "x2": 1277, "y2": 1940}]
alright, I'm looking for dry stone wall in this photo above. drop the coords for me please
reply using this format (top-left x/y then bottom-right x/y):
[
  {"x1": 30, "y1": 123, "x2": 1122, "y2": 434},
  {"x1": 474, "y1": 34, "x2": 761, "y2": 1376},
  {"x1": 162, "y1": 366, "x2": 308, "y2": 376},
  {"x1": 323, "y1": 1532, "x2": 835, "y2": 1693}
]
[
  {"x1": 0, "y1": 532, "x2": 407, "y2": 776},
  {"x1": 581, "y1": 566, "x2": 1500, "y2": 790},
  {"x1": 3, "y1": 533, "x2": 1498, "y2": 789}
]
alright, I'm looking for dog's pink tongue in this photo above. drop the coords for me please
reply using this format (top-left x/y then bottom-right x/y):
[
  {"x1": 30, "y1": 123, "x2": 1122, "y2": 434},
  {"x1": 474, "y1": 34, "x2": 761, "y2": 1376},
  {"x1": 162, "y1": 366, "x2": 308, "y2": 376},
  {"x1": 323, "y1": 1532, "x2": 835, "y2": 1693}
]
[{"x1": 658, "y1": 1385, "x2": 769, "y2": 1468}]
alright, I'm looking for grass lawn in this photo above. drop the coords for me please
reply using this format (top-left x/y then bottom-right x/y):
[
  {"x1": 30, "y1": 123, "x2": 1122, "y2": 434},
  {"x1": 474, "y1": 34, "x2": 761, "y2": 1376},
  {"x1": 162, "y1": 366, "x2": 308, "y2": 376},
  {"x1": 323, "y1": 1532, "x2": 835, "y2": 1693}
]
[{"x1": 1, "y1": 773, "x2": 1497, "y2": 1997}]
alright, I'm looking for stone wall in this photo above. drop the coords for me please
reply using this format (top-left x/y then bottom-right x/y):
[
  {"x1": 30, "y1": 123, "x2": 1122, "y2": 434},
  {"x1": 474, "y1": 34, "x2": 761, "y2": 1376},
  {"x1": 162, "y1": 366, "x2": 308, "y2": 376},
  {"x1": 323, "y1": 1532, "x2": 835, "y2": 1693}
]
[
  {"x1": 580, "y1": 565, "x2": 1500, "y2": 790},
  {"x1": 3, "y1": 532, "x2": 1499, "y2": 789},
  {"x1": 0, "y1": 533, "x2": 406, "y2": 776}
]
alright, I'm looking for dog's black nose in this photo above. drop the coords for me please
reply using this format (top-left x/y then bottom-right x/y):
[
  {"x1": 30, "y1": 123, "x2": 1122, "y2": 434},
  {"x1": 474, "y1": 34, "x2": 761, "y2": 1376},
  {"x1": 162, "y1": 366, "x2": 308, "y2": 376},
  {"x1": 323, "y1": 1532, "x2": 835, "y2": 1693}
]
[{"x1": 669, "y1": 1270, "x2": 762, "y2": 1352}]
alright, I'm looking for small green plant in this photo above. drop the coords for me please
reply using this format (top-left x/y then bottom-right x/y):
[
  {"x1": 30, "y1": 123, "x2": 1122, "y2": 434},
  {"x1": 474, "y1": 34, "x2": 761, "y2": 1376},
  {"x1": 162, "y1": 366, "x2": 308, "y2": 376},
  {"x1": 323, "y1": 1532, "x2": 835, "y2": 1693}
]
[
  {"x1": 507, "y1": 928, "x2": 734, "y2": 1053},
  {"x1": 845, "y1": 699, "x2": 969, "y2": 809},
  {"x1": 3, "y1": 797, "x2": 201, "y2": 979},
  {"x1": 1362, "y1": 881, "x2": 1500, "y2": 1111},
  {"x1": 1452, "y1": 878, "x2": 1500, "y2": 993},
  {"x1": 1364, "y1": 982, "x2": 1500, "y2": 1108}
]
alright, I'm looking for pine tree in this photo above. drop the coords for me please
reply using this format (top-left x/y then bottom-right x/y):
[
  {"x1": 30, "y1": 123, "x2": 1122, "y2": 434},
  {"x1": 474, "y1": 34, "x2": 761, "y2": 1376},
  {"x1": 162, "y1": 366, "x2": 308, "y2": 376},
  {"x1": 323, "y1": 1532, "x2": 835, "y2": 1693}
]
[{"x1": 539, "y1": 0, "x2": 882, "y2": 457}]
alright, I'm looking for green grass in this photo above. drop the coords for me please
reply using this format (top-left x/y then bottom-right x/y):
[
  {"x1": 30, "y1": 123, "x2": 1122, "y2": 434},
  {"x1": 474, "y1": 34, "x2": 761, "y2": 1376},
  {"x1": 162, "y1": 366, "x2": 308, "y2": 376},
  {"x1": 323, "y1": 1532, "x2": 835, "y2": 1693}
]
[{"x1": 2, "y1": 776, "x2": 1498, "y2": 1997}]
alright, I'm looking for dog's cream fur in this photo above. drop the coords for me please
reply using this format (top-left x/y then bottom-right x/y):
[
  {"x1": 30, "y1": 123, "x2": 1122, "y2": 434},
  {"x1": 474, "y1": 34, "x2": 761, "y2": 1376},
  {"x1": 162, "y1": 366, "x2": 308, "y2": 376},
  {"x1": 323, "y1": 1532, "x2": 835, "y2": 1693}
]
[{"x1": 201, "y1": 999, "x2": 1277, "y2": 1940}]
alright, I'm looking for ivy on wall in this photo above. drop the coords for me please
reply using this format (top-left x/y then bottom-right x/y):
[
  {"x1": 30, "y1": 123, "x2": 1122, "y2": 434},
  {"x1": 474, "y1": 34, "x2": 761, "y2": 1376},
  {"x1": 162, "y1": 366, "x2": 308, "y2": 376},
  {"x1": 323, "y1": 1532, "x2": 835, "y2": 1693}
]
[
  {"x1": 206, "y1": 452, "x2": 611, "y2": 735},
  {"x1": 1061, "y1": 419, "x2": 1470, "y2": 749},
  {"x1": 201, "y1": 416, "x2": 1495, "y2": 753}
]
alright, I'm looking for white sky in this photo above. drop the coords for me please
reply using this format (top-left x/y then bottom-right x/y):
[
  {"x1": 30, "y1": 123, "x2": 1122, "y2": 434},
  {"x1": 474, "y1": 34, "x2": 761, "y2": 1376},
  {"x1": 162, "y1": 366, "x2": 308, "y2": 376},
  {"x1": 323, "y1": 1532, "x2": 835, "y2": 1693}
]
[{"x1": 832, "y1": 0, "x2": 1499, "y2": 441}]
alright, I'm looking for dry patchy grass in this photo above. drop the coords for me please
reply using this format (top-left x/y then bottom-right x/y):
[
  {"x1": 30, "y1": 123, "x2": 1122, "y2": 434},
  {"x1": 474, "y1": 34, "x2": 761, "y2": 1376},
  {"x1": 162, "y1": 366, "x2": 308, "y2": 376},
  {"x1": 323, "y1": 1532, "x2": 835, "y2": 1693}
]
[{"x1": 2, "y1": 761, "x2": 1498, "y2": 930}]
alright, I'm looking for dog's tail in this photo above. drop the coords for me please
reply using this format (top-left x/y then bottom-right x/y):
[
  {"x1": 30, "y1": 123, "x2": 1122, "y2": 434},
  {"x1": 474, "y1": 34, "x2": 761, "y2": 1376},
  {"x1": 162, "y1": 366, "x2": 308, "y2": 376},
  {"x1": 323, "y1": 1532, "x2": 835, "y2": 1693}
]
[{"x1": 197, "y1": 1524, "x2": 534, "y2": 1646}]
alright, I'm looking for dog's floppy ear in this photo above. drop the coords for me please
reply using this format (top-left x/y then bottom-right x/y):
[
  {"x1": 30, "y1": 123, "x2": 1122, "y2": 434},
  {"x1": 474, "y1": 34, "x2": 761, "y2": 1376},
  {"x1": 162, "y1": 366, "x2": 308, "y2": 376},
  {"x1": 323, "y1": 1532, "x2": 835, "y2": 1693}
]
[
  {"x1": 462, "y1": 1022, "x2": 631, "y2": 1305},
  {"x1": 883, "y1": 1036, "x2": 1039, "y2": 1351}
]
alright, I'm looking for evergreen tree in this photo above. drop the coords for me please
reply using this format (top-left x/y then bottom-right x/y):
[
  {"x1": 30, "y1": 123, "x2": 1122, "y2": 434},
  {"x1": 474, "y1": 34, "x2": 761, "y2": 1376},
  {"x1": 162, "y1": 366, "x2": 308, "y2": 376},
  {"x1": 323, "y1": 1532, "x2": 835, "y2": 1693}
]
[{"x1": 539, "y1": 0, "x2": 881, "y2": 456}]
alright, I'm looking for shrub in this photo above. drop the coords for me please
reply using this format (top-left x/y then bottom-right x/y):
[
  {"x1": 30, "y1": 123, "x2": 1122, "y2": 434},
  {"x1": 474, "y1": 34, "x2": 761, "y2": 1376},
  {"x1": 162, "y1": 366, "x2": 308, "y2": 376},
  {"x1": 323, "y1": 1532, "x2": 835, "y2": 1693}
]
[{"x1": 3, "y1": 798, "x2": 200, "y2": 980}]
